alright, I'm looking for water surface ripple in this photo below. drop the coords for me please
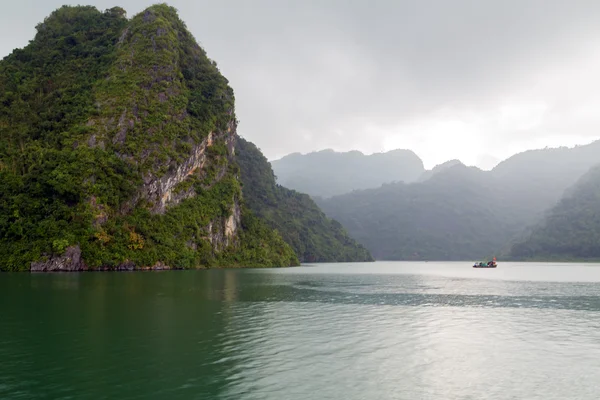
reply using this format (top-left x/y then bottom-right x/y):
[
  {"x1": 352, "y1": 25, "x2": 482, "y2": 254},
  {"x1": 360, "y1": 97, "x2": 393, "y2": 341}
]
[{"x1": 1, "y1": 262, "x2": 599, "y2": 399}]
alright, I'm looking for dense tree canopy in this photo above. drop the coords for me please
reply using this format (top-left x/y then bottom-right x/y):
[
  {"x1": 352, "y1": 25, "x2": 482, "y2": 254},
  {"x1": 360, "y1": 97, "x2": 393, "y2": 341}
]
[{"x1": 236, "y1": 137, "x2": 373, "y2": 263}]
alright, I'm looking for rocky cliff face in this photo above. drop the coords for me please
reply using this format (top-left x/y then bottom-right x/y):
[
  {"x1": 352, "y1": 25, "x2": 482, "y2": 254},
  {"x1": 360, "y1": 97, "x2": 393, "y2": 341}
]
[
  {"x1": 29, "y1": 122, "x2": 243, "y2": 272},
  {"x1": 140, "y1": 127, "x2": 236, "y2": 215},
  {"x1": 82, "y1": 4, "x2": 246, "y2": 262},
  {"x1": 207, "y1": 199, "x2": 241, "y2": 250}
]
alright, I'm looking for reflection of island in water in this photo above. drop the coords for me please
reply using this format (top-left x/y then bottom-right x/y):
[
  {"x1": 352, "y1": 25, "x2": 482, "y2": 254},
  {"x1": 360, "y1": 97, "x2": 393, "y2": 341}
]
[
  {"x1": 0, "y1": 270, "x2": 262, "y2": 399},
  {"x1": 204, "y1": 269, "x2": 239, "y2": 303}
]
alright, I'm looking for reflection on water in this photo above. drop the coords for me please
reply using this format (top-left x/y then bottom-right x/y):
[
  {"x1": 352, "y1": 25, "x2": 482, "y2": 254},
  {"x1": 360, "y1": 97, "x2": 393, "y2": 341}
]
[{"x1": 1, "y1": 262, "x2": 600, "y2": 399}]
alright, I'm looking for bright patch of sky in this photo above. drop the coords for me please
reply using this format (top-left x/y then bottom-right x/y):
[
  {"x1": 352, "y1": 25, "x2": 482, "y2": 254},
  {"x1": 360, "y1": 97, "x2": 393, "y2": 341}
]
[{"x1": 2, "y1": 0, "x2": 600, "y2": 169}]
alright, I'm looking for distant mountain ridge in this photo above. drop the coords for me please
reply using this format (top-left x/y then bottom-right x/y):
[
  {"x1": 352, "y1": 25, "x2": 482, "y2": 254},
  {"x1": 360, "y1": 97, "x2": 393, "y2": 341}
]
[
  {"x1": 271, "y1": 148, "x2": 425, "y2": 198},
  {"x1": 314, "y1": 140, "x2": 600, "y2": 261},
  {"x1": 316, "y1": 163, "x2": 518, "y2": 260},
  {"x1": 417, "y1": 159, "x2": 463, "y2": 182},
  {"x1": 272, "y1": 141, "x2": 600, "y2": 200}
]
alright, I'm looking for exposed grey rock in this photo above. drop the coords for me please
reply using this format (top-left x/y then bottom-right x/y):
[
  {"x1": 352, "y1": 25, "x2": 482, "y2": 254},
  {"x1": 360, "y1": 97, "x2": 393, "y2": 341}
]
[
  {"x1": 143, "y1": 9, "x2": 155, "y2": 23},
  {"x1": 112, "y1": 110, "x2": 128, "y2": 145},
  {"x1": 118, "y1": 27, "x2": 129, "y2": 44},
  {"x1": 134, "y1": 120, "x2": 237, "y2": 215},
  {"x1": 30, "y1": 246, "x2": 86, "y2": 272}
]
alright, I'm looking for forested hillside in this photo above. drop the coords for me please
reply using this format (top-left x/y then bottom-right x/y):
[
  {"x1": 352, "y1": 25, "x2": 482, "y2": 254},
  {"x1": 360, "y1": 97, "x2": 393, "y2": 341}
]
[
  {"x1": 236, "y1": 137, "x2": 373, "y2": 263},
  {"x1": 510, "y1": 164, "x2": 600, "y2": 260},
  {"x1": 317, "y1": 164, "x2": 523, "y2": 260}
]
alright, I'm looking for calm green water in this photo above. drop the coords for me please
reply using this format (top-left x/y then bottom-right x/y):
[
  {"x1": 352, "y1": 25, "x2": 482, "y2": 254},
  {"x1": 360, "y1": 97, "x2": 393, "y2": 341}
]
[{"x1": 2, "y1": 262, "x2": 600, "y2": 400}]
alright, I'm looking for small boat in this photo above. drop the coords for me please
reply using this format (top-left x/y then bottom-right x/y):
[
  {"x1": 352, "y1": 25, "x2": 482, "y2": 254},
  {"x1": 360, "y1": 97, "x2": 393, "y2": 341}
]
[{"x1": 473, "y1": 258, "x2": 497, "y2": 268}]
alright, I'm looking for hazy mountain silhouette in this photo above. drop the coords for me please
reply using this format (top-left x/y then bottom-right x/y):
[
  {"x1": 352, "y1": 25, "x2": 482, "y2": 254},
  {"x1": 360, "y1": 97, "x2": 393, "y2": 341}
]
[
  {"x1": 417, "y1": 159, "x2": 463, "y2": 182},
  {"x1": 315, "y1": 140, "x2": 600, "y2": 260},
  {"x1": 271, "y1": 149, "x2": 425, "y2": 198},
  {"x1": 509, "y1": 163, "x2": 600, "y2": 260}
]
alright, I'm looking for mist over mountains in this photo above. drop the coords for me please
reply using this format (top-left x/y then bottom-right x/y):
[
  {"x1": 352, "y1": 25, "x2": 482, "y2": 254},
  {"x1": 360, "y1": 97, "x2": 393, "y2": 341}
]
[
  {"x1": 510, "y1": 164, "x2": 600, "y2": 260},
  {"x1": 271, "y1": 149, "x2": 424, "y2": 198},
  {"x1": 273, "y1": 141, "x2": 600, "y2": 261}
]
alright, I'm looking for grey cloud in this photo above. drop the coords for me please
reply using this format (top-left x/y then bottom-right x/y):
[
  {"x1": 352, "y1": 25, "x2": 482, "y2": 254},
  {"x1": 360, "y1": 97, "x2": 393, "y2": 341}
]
[{"x1": 2, "y1": 1, "x2": 600, "y2": 167}]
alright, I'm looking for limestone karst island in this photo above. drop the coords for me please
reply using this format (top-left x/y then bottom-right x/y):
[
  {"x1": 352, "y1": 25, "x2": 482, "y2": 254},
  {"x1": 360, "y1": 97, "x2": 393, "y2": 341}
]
[{"x1": 0, "y1": 4, "x2": 372, "y2": 271}]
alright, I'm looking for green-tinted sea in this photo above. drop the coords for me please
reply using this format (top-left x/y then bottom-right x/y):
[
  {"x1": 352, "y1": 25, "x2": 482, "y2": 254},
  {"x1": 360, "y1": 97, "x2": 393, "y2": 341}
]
[{"x1": 1, "y1": 262, "x2": 600, "y2": 399}]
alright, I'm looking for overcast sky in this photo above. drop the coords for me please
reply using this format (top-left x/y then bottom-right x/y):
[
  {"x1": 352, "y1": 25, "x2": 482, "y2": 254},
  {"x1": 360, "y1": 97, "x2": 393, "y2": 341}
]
[{"x1": 3, "y1": 1, "x2": 600, "y2": 169}]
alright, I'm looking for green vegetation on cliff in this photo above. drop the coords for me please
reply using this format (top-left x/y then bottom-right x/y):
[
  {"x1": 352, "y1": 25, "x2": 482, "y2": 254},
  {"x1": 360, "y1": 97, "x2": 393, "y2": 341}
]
[
  {"x1": 0, "y1": 4, "x2": 298, "y2": 271},
  {"x1": 236, "y1": 137, "x2": 373, "y2": 263}
]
